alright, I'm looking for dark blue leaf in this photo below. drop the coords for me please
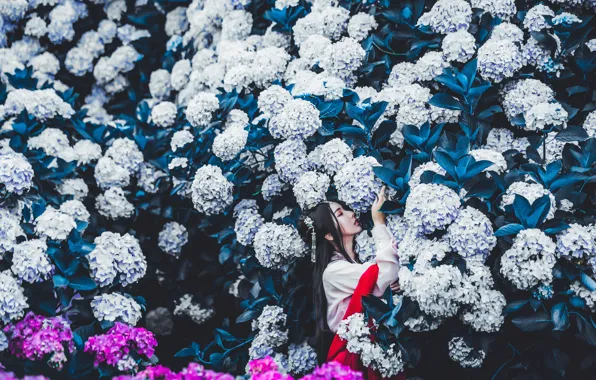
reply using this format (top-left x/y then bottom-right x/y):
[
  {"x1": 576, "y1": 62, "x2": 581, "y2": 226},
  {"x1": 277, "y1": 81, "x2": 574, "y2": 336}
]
[
  {"x1": 494, "y1": 223, "x2": 526, "y2": 237},
  {"x1": 511, "y1": 312, "x2": 552, "y2": 332},
  {"x1": 551, "y1": 302, "x2": 570, "y2": 331},
  {"x1": 429, "y1": 93, "x2": 464, "y2": 111},
  {"x1": 582, "y1": 273, "x2": 596, "y2": 291},
  {"x1": 556, "y1": 125, "x2": 590, "y2": 142},
  {"x1": 68, "y1": 276, "x2": 97, "y2": 291},
  {"x1": 504, "y1": 300, "x2": 529, "y2": 314}
]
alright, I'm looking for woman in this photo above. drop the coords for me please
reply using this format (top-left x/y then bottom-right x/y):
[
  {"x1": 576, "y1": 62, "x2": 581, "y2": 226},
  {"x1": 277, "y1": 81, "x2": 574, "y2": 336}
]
[{"x1": 301, "y1": 186, "x2": 401, "y2": 377}]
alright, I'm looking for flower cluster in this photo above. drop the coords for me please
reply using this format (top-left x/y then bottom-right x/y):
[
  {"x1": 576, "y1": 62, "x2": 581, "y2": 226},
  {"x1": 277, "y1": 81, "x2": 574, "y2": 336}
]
[
  {"x1": 191, "y1": 165, "x2": 234, "y2": 215},
  {"x1": 84, "y1": 323, "x2": 157, "y2": 372},
  {"x1": 448, "y1": 337, "x2": 485, "y2": 368},
  {"x1": 157, "y1": 222, "x2": 189, "y2": 257},
  {"x1": 0, "y1": 271, "x2": 28, "y2": 324},
  {"x1": 337, "y1": 313, "x2": 404, "y2": 378},
  {"x1": 11, "y1": 239, "x2": 53, "y2": 283},
  {"x1": 3, "y1": 312, "x2": 74, "y2": 370},
  {"x1": 90, "y1": 293, "x2": 142, "y2": 326},
  {"x1": 405, "y1": 184, "x2": 461, "y2": 234},
  {"x1": 173, "y1": 294, "x2": 215, "y2": 325}
]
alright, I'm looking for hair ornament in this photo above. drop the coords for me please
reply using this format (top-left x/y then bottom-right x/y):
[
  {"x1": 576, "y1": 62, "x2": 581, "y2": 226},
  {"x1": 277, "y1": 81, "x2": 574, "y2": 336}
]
[{"x1": 304, "y1": 216, "x2": 316, "y2": 263}]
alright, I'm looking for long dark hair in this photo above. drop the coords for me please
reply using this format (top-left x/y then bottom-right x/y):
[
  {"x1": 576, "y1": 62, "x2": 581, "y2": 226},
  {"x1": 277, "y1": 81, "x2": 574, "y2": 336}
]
[{"x1": 299, "y1": 201, "x2": 361, "y2": 363}]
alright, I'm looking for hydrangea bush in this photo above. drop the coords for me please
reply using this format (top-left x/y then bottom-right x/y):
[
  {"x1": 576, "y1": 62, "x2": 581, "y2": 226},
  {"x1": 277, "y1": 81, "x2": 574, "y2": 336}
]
[{"x1": 0, "y1": 0, "x2": 595, "y2": 379}]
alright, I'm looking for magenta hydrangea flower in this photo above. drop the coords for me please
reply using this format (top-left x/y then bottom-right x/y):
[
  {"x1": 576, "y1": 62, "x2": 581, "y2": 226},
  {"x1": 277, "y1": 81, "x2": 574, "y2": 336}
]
[
  {"x1": 84, "y1": 322, "x2": 157, "y2": 371},
  {"x1": 3, "y1": 312, "x2": 74, "y2": 371},
  {"x1": 248, "y1": 357, "x2": 294, "y2": 380},
  {"x1": 113, "y1": 362, "x2": 235, "y2": 380},
  {"x1": 299, "y1": 362, "x2": 363, "y2": 380}
]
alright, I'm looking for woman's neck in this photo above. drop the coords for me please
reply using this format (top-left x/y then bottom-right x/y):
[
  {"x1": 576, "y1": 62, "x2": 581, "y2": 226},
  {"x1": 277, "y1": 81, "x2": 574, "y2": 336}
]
[{"x1": 342, "y1": 236, "x2": 357, "y2": 262}]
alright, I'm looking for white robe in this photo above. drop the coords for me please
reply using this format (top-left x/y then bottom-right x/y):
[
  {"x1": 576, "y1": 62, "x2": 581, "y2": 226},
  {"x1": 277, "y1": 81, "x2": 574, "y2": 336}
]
[{"x1": 322, "y1": 224, "x2": 400, "y2": 333}]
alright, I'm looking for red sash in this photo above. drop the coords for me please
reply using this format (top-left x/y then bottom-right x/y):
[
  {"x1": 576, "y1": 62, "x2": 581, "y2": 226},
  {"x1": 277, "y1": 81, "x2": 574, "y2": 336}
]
[{"x1": 326, "y1": 264, "x2": 406, "y2": 380}]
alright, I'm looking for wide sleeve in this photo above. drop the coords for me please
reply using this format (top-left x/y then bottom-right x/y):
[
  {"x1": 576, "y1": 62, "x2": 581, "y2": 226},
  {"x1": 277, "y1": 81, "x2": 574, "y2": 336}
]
[{"x1": 323, "y1": 224, "x2": 400, "y2": 299}]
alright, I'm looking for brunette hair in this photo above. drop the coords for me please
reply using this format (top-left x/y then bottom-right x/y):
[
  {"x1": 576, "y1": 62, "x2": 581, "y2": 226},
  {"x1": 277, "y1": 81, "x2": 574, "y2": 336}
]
[{"x1": 299, "y1": 201, "x2": 360, "y2": 363}]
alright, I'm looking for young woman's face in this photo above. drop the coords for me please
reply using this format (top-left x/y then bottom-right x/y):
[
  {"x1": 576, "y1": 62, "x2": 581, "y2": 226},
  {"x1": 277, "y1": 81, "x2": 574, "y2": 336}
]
[{"x1": 329, "y1": 202, "x2": 362, "y2": 237}]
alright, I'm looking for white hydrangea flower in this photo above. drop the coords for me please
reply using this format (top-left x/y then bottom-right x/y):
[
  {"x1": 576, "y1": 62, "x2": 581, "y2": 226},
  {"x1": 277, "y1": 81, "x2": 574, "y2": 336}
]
[
  {"x1": 274, "y1": 139, "x2": 311, "y2": 185},
  {"x1": 25, "y1": 15, "x2": 48, "y2": 37},
  {"x1": 404, "y1": 315, "x2": 443, "y2": 332},
  {"x1": 253, "y1": 222, "x2": 306, "y2": 268},
  {"x1": 59, "y1": 199, "x2": 90, "y2": 224},
  {"x1": 293, "y1": 5, "x2": 349, "y2": 46},
  {"x1": 212, "y1": 126, "x2": 248, "y2": 161},
  {"x1": 308, "y1": 138, "x2": 353, "y2": 177},
  {"x1": 491, "y1": 23, "x2": 524, "y2": 43},
  {"x1": 405, "y1": 183, "x2": 461, "y2": 234},
  {"x1": 299, "y1": 35, "x2": 331, "y2": 65},
  {"x1": 91, "y1": 293, "x2": 142, "y2": 325},
  {"x1": 234, "y1": 208, "x2": 264, "y2": 246},
  {"x1": 165, "y1": 7, "x2": 189, "y2": 37},
  {"x1": 252, "y1": 47, "x2": 290, "y2": 89},
  {"x1": 74, "y1": 140, "x2": 102, "y2": 166},
  {"x1": 387, "y1": 62, "x2": 417, "y2": 87},
  {"x1": 523, "y1": 4, "x2": 554, "y2": 32},
  {"x1": 275, "y1": 0, "x2": 299, "y2": 9},
  {"x1": 95, "y1": 187, "x2": 135, "y2": 220},
  {"x1": 149, "y1": 69, "x2": 172, "y2": 100},
  {"x1": 27, "y1": 128, "x2": 75, "y2": 163},
  {"x1": 0, "y1": 330, "x2": 7, "y2": 352},
  {"x1": 95, "y1": 156, "x2": 130, "y2": 189},
  {"x1": 222, "y1": 10, "x2": 253, "y2": 41},
  {"x1": 158, "y1": 221, "x2": 189, "y2": 257},
  {"x1": 171, "y1": 59, "x2": 192, "y2": 91},
  {"x1": 355, "y1": 230, "x2": 376, "y2": 263},
  {"x1": 34, "y1": 206, "x2": 76, "y2": 241},
  {"x1": 334, "y1": 156, "x2": 384, "y2": 214},
  {"x1": 446, "y1": 207, "x2": 496, "y2": 262},
  {"x1": 151, "y1": 101, "x2": 178, "y2": 128},
  {"x1": 502, "y1": 79, "x2": 555, "y2": 121},
  {"x1": 500, "y1": 181, "x2": 556, "y2": 220},
  {"x1": 293, "y1": 171, "x2": 330, "y2": 210},
  {"x1": 168, "y1": 157, "x2": 188, "y2": 170},
  {"x1": 171, "y1": 129, "x2": 194, "y2": 151},
  {"x1": 0, "y1": 208, "x2": 24, "y2": 254},
  {"x1": 94, "y1": 45, "x2": 142, "y2": 85},
  {"x1": 442, "y1": 30, "x2": 476, "y2": 63},
  {"x1": 0, "y1": 270, "x2": 28, "y2": 324},
  {"x1": 269, "y1": 99, "x2": 321, "y2": 140},
  {"x1": 469, "y1": 148, "x2": 507, "y2": 174},
  {"x1": 417, "y1": 0, "x2": 472, "y2": 34},
  {"x1": 11, "y1": 239, "x2": 53, "y2": 284},
  {"x1": 186, "y1": 92, "x2": 219, "y2": 128},
  {"x1": 138, "y1": 162, "x2": 167, "y2": 194},
  {"x1": 88, "y1": 231, "x2": 147, "y2": 287},
  {"x1": 582, "y1": 111, "x2": 596, "y2": 138},
  {"x1": 460, "y1": 287, "x2": 505, "y2": 332},
  {"x1": 587, "y1": 39, "x2": 596, "y2": 52},
  {"x1": 105, "y1": 138, "x2": 144, "y2": 174},
  {"x1": 525, "y1": 102, "x2": 568, "y2": 132},
  {"x1": 448, "y1": 337, "x2": 485, "y2": 368},
  {"x1": 478, "y1": 39, "x2": 523, "y2": 83},
  {"x1": 191, "y1": 165, "x2": 234, "y2": 215},
  {"x1": 415, "y1": 51, "x2": 449, "y2": 81},
  {"x1": 471, "y1": 0, "x2": 516, "y2": 20},
  {"x1": 319, "y1": 37, "x2": 365, "y2": 84},
  {"x1": 258, "y1": 85, "x2": 293, "y2": 119},
  {"x1": 56, "y1": 178, "x2": 89, "y2": 200},
  {"x1": 4, "y1": 89, "x2": 75, "y2": 121},
  {"x1": 522, "y1": 36, "x2": 563, "y2": 74},
  {"x1": 347, "y1": 13, "x2": 377, "y2": 42},
  {"x1": 501, "y1": 229, "x2": 557, "y2": 290},
  {"x1": 174, "y1": 294, "x2": 215, "y2": 325}
]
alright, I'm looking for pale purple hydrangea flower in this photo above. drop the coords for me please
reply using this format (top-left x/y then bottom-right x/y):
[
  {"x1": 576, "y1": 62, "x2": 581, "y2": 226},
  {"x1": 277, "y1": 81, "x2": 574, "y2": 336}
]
[
  {"x1": 500, "y1": 181, "x2": 557, "y2": 220},
  {"x1": 556, "y1": 223, "x2": 596, "y2": 261},
  {"x1": 405, "y1": 183, "x2": 461, "y2": 234},
  {"x1": 105, "y1": 138, "x2": 144, "y2": 175},
  {"x1": 347, "y1": 13, "x2": 377, "y2": 42},
  {"x1": 73, "y1": 140, "x2": 102, "y2": 166},
  {"x1": 471, "y1": 0, "x2": 516, "y2": 20},
  {"x1": 274, "y1": 139, "x2": 311, "y2": 185},
  {"x1": 94, "y1": 156, "x2": 131, "y2": 189},
  {"x1": 442, "y1": 30, "x2": 476, "y2": 63},
  {"x1": 11, "y1": 240, "x2": 53, "y2": 284},
  {"x1": 158, "y1": 221, "x2": 188, "y2": 256},
  {"x1": 308, "y1": 138, "x2": 353, "y2": 177},
  {"x1": 334, "y1": 156, "x2": 384, "y2": 214},
  {"x1": 0, "y1": 208, "x2": 24, "y2": 254},
  {"x1": 262, "y1": 174, "x2": 286, "y2": 201},
  {"x1": 523, "y1": 4, "x2": 555, "y2": 32},
  {"x1": 0, "y1": 270, "x2": 28, "y2": 324},
  {"x1": 258, "y1": 85, "x2": 293, "y2": 119},
  {"x1": 502, "y1": 79, "x2": 555, "y2": 121},
  {"x1": 4, "y1": 89, "x2": 75, "y2": 121},
  {"x1": 478, "y1": 39, "x2": 523, "y2": 83},
  {"x1": 288, "y1": 341, "x2": 318, "y2": 375},
  {"x1": 213, "y1": 126, "x2": 248, "y2": 161},
  {"x1": 269, "y1": 99, "x2": 321, "y2": 140},
  {"x1": 319, "y1": 37, "x2": 365, "y2": 85},
  {"x1": 445, "y1": 207, "x2": 496, "y2": 262},
  {"x1": 491, "y1": 23, "x2": 524, "y2": 43},
  {"x1": 56, "y1": 178, "x2": 89, "y2": 200},
  {"x1": 415, "y1": 51, "x2": 449, "y2": 81}
]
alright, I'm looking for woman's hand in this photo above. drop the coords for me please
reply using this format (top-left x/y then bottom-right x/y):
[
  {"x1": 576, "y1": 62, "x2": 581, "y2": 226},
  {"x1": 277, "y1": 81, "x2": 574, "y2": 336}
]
[
  {"x1": 390, "y1": 281, "x2": 401, "y2": 294},
  {"x1": 371, "y1": 185, "x2": 387, "y2": 226}
]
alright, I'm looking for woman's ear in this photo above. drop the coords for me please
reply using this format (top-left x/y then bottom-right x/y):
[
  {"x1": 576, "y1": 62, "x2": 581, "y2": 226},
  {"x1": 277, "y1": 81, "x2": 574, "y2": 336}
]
[{"x1": 324, "y1": 233, "x2": 333, "y2": 242}]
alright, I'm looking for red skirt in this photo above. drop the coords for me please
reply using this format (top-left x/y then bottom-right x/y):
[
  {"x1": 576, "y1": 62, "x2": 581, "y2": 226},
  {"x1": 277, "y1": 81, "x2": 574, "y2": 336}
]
[{"x1": 326, "y1": 264, "x2": 406, "y2": 380}]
